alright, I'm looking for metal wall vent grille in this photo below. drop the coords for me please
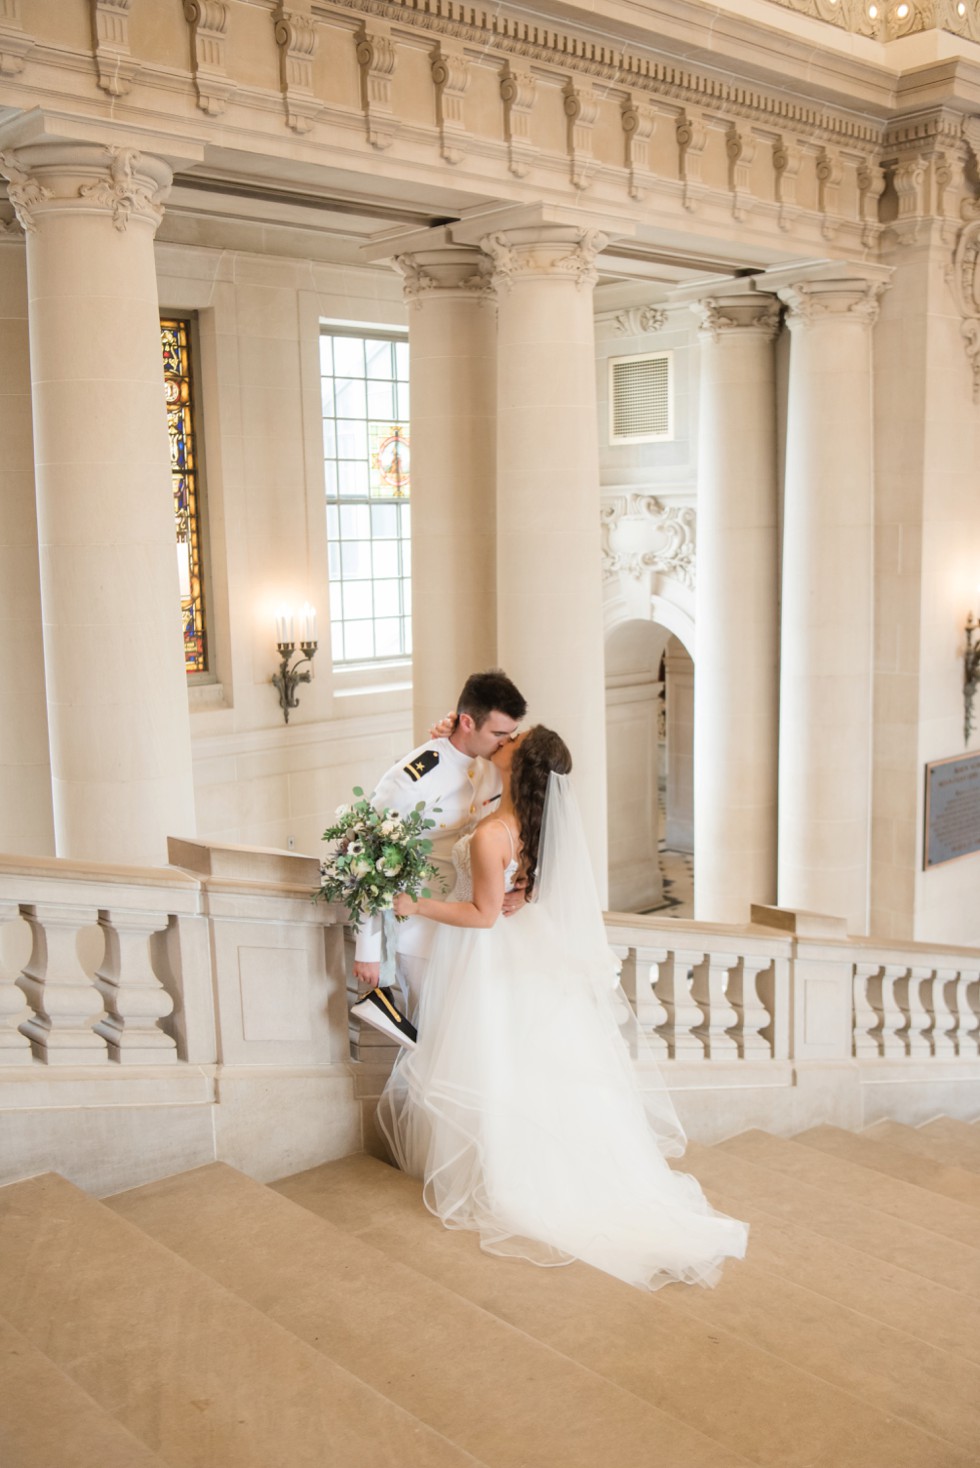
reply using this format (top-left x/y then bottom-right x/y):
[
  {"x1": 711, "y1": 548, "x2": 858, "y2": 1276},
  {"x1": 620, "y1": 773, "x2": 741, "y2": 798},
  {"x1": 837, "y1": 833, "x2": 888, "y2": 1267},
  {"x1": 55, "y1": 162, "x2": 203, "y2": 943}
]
[{"x1": 609, "y1": 352, "x2": 672, "y2": 444}]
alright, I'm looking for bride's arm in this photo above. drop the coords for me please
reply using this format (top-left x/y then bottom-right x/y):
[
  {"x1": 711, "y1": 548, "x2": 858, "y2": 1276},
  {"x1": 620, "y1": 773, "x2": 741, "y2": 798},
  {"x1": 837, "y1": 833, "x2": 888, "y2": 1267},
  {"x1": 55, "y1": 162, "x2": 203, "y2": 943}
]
[{"x1": 394, "y1": 822, "x2": 508, "y2": 929}]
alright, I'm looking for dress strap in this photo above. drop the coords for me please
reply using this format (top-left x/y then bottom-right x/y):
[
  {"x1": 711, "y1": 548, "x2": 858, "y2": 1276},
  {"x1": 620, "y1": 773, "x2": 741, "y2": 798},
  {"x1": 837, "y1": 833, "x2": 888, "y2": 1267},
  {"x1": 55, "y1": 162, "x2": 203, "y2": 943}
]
[{"x1": 490, "y1": 818, "x2": 517, "y2": 862}]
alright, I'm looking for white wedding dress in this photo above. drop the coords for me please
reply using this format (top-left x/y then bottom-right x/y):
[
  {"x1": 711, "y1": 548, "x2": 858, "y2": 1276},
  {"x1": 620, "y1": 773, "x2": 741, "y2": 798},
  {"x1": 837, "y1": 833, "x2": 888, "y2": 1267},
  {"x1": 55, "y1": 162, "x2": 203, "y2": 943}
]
[{"x1": 377, "y1": 776, "x2": 748, "y2": 1292}]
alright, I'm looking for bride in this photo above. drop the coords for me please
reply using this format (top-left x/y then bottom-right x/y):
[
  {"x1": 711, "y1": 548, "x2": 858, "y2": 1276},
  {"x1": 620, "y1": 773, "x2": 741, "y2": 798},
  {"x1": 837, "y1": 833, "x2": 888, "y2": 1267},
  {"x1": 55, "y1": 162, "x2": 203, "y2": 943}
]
[{"x1": 380, "y1": 725, "x2": 748, "y2": 1291}]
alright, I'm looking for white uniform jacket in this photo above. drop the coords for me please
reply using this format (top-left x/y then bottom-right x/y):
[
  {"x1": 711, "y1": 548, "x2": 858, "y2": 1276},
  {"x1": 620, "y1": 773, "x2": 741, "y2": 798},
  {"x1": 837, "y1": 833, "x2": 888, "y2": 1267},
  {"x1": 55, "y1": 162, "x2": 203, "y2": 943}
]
[{"x1": 353, "y1": 736, "x2": 502, "y2": 964}]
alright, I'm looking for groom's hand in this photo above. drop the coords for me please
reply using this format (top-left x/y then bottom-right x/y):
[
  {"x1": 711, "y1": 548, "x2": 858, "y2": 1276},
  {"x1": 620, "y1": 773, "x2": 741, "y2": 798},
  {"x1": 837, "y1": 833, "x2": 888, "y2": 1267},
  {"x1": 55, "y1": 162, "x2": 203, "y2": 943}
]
[
  {"x1": 354, "y1": 961, "x2": 380, "y2": 986},
  {"x1": 501, "y1": 884, "x2": 527, "y2": 917}
]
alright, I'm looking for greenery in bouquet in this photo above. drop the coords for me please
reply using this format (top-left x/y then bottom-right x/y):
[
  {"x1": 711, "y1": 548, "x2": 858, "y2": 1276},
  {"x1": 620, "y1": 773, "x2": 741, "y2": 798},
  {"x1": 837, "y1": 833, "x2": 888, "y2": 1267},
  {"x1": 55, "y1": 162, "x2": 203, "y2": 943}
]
[{"x1": 315, "y1": 788, "x2": 443, "y2": 928}]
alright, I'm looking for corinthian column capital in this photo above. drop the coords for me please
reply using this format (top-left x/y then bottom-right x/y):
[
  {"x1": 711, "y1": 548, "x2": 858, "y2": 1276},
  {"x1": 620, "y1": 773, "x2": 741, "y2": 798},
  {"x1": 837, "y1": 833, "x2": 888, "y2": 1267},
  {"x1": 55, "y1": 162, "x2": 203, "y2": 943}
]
[
  {"x1": 758, "y1": 260, "x2": 893, "y2": 331},
  {"x1": 0, "y1": 141, "x2": 171, "y2": 234},
  {"x1": 690, "y1": 291, "x2": 782, "y2": 341},
  {"x1": 480, "y1": 225, "x2": 609, "y2": 292}
]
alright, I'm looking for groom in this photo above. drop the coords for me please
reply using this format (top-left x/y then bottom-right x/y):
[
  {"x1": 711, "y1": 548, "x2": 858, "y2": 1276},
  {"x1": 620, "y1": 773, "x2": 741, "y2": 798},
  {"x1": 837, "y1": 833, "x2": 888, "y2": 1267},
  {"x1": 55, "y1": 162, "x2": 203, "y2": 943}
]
[{"x1": 352, "y1": 668, "x2": 527, "y2": 1032}]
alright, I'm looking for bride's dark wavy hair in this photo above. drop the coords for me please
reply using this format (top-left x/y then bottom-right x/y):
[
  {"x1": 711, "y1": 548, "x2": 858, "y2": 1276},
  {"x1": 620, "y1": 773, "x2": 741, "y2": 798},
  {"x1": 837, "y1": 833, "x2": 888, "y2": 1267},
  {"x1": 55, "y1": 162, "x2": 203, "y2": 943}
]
[{"x1": 510, "y1": 725, "x2": 572, "y2": 899}]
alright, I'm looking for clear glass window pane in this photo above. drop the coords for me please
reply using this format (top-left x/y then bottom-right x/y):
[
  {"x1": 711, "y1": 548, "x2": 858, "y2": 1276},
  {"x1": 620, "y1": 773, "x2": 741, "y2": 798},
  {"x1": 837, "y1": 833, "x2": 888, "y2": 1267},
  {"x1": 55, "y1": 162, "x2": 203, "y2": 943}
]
[
  {"x1": 323, "y1": 459, "x2": 338, "y2": 497},
  {"x1": 322, "y1": 420, "x2": 337, "y2": 458},
  {"x1": 396, "y1": 382, "x2": 410, "y2": 419},
  {"x1": 343, "y1": 581, "x2": 374, "y2": 620},
  {"x1": 339, "y1": 503, "x2": 370, "y2": 539},
  {"x1": 371, "y1": 503, "x2": 399, "y2": 538},
  {"x1": 335, "y1": 377, "x2": 366, "y2": 418},
  {"x1": 344, "y1": 621, "x2": 374, "y2": 661},
  {"x1": 319, "y1": 336, "x2": 334, "y2": 374},
  {"x1": 336, "y1": 420, "x2": 368, "y2": 459},
  {"x1": 367, "y1": 379, "x2": 395, "y2": 420},
  {"x1": 326, "y1": 504, "x2": 339, "y2": 540},
  {"x1": 373, "y1": 579, "x2": 401, "y2": 618},
  {"x1": 341, "y1": 540, "x2": 371, "y2": 578},
  {"x1": 329, "y1": 580, "x2": 342, "y2": 622},
  {"x1": 327, "y1": 542, "x2": 341, "y2": 581},
  {"x1": 333, "y1": 337, "x2": 365, "y2": 376},
  {"x1": 395, "y1": 340, "x2": 409, "y2": 380},
  {"x1": 374, "y1": 618, "x2": 403, "y2": 657},
  {"x1": 337, "y1": 459, "x2": 369, "y2": 497},
  {"x1": 372, "y1": 541, "x2": 399, "y2": 578},
  {"x1": 365, "y1": 338, "x2": 393, "y2": 378}
]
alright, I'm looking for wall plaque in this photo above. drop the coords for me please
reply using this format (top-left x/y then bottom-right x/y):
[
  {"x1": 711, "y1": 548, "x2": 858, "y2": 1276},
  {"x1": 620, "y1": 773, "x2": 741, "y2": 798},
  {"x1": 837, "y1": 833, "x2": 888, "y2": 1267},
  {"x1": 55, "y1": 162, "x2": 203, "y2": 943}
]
[{"x1": 924, "y1": 751, "x2": 980, "y2": 868}]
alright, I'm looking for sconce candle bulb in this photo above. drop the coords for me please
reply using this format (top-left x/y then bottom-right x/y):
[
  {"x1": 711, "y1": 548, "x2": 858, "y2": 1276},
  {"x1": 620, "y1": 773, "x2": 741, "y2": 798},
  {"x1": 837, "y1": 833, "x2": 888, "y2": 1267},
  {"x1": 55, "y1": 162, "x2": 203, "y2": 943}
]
[{"x1": 272, "y1": 604, "x2": 318, "y2": 724}]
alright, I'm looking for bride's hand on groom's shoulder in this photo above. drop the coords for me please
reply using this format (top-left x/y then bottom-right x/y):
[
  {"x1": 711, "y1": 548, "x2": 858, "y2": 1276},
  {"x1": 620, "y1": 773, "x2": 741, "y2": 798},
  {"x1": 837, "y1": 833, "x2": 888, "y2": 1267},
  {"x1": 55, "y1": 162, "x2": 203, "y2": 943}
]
[{"x1": 428, "y1": 711, "x2": 456, "y2": 739}]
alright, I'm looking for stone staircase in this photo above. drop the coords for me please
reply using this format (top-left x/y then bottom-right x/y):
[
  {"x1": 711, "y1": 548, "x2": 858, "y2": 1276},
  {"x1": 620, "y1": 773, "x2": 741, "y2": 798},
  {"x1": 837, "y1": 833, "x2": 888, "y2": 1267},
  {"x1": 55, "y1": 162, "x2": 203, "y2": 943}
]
[{"x1": 1, "y1": 1122, "x2": 978, "y2": 1468}]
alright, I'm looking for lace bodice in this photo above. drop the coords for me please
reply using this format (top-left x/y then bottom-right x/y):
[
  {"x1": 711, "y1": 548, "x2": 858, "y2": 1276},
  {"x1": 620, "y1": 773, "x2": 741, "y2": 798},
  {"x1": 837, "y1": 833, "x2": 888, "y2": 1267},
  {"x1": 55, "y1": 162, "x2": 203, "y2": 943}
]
[{"x1": 452, "y1": 824, "x2": 520, "y2": 902}]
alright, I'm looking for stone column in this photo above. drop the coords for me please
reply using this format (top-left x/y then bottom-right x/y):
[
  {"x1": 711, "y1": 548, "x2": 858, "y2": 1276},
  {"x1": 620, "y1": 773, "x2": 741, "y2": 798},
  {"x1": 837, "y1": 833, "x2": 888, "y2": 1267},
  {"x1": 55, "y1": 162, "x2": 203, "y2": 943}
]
[
  {"x1": 689, "y1": 286, "x2": 781, "y2": 923},
  {"x1": 482, "y1": 224, "x2": 609, "y2": 900},
  {"x1": 0, "y1": 141, "x2": 196, "y2": 866},
  {"x1": 387, "y1": 231, "x2": 497, "y2": 743},
  {"x1": 0, "y1": 223, "x2": 54, "y2": 855},
  {"x1": 765, "y1": 261, "x2": 891, "y2": 934}
]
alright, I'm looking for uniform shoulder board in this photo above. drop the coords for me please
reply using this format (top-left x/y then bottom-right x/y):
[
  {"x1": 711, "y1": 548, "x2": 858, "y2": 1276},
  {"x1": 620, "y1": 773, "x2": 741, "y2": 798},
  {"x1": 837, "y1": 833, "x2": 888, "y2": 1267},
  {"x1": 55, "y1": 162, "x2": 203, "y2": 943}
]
[{"x1": 404, "y1": 749, "x2": 440, "y2": 782}]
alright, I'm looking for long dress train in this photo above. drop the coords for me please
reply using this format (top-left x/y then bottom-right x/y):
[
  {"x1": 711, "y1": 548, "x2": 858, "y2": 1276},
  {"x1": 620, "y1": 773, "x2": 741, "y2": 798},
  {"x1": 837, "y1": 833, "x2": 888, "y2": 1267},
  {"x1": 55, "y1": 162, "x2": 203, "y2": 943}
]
[{"x1": 377, "y1": 778, "x2": 748, "y2": 1291}]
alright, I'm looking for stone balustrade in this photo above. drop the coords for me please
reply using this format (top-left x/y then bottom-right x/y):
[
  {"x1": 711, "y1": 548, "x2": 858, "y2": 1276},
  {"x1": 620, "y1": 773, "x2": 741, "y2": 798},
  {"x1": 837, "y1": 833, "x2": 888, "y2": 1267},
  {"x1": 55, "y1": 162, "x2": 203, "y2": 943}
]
[{"x1": 0, "y1": 849, "x2": 978, "y2": 1189}]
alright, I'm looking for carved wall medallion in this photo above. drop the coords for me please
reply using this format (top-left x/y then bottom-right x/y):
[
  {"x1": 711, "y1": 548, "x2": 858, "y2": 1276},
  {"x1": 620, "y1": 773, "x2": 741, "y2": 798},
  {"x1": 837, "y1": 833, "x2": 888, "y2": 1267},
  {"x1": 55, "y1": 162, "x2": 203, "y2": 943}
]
[
  {"x1": 614, "y1": 306, "x2": 668, "y2": 336},
  {"x1": 601, "y1": 494, "x2": 696, "y2": 589}
]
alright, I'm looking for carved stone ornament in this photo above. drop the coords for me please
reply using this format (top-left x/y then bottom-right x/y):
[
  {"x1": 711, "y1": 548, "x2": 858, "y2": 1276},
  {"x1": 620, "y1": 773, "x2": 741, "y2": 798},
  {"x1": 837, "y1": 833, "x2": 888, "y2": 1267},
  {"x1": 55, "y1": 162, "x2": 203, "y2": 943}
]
[
  {"x1": 0, "y1": 153, "x2": 51, "y2": 233},
  {"x1": 273, "y1": 6, "x2": 322, "y2": 134},
  {"x1": 90, "y1": 0, "x2": 138, "y2": 97},
  {"x1": 0, "y1": 0, "x2": 33, "y2": 76},
  {"x1": 726, "y1": 125, "x2": 757, "y2": 223},
  {"x1": 676, "y1": 112, "x2": 708, "y2": 214},
  {"x1": 948, "y1": 218, "x2": 980, "y2": 400},
  {"x1": 614, "y1": 305, "x2": 667, "y2": 336},
  {"x1": 778, "y1": 277, "x2": 886, "y2": 328},
  {"x1": 621, "y1": 95, "x2": 655, "y2": 202},
  {"x1": 431, "y1": 43, "x2": 469, "y2": 165},
  {"x1": 392, "y1": 252, "x2": 495, "y2": 304},
  {"x1": 600, "y1": 494, "x2": 696, "y2": 589},
  {"x1": 183, "y1": 0, "x2": 234, "y2": 117},
  {"x1": 355, "y1": 22, "x2": 397, "y2": 150},
  {"x1": 773, "y1": 138, "x2": 802, "y2": 234},
  {"x1": 499, "y1": 63, "x2": 536, "y2": 180},
  {"x1": 77, "y1": 147, "x2": 169, "y2": 232},
  {"x1": 563, "y1": 77, "x2": 599, "y2": 192},
  {"x1": 482, "y1": 228, "x2": 609, "y2": 292},
  {"x1": 816, "y1": 146, "x2": 844, "y2": 241},
  {"x1": 692, "y1": 295, "x2": 782, "y2": 341}
]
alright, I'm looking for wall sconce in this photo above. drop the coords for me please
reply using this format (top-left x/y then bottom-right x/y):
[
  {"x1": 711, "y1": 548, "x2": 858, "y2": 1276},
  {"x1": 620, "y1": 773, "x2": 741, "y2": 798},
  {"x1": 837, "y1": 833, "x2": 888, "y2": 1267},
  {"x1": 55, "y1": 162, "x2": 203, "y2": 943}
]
[
  {"x1": 273, "y1": 603, "x2": 317, "y2": 724},
  {"x1": 965, "y1": 608, "x2": 980, "y2": 745}
]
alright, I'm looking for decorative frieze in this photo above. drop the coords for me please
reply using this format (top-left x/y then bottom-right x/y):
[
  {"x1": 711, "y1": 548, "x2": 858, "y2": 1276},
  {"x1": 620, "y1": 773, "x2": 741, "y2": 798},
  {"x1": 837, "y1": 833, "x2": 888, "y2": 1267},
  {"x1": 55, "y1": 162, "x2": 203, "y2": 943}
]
[
  {"x1": 563, "y1": 77, "x2": 599, "y2": 192},
  {"x1": 273, "y1": 6, "x2": 323, "y2": 134},
  {"x1": 600, "y1": 494, "x2": 696, "y2": 590},
  {"x1": 90, "y1": 0, "x2": 137, "y2": 97},
  {"x1": 355, "y1": 21, "x2": 397, "y2": 150},
  {"x1": 0, "y1": 0, "x2": 32, "y2": 76},
  {"x1": 499, "y1": 63, "x2": 536, "y2": 179},
  {"x1": 183, "y1": 0, "x2": 234, "y2": 116},
  {"x1": 430, "y1": 41, "x2": 469, "y2": 165},
  {"x1": 621, "y1": 96, "x2": 655, "y2": 202}
]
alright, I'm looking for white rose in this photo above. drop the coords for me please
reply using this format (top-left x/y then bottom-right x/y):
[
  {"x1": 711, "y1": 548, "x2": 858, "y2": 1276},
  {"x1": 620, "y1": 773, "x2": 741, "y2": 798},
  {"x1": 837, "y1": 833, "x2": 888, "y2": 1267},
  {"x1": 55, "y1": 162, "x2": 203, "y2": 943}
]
[
  {"x1": 335, "y1": 804, "x2": 349, "y2": 818},
  {"x1": 380, "y1": 819, "x2": 397, "y2": 835},
  {"x1": 351, "y1": 857, "x2": 373, "y2": 878}
]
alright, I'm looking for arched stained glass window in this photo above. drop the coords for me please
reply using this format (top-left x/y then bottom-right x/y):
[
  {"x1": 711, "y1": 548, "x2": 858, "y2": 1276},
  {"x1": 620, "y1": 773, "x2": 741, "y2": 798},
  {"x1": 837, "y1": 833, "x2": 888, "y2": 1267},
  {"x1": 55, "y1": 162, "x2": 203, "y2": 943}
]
[{"x1": 161, "y1": 316, "x2": 208, "y2": 674}]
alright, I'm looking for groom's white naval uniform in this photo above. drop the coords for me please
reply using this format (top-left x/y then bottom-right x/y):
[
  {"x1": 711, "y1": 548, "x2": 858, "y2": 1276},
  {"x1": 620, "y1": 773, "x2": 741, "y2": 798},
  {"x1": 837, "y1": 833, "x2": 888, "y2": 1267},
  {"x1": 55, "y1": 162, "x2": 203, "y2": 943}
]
[{"x1": 354, "y1": 735, "x2": 502, "y2": 1015}]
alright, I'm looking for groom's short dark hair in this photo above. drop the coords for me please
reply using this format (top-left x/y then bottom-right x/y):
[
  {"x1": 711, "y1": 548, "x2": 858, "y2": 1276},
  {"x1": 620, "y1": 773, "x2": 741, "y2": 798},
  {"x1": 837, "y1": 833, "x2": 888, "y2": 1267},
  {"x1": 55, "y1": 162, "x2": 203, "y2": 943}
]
[{"x1": 457, "y1": 669, "x2": 527, "y2": 726}]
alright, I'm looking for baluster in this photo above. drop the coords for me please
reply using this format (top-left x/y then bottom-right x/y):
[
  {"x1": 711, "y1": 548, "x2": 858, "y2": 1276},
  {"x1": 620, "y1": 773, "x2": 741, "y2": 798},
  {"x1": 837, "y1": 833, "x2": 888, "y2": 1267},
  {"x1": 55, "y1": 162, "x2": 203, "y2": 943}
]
[
  {"x1": 932, "y1": 966, "x2": 962, "y2": 1056},
  {"x1": 691, "y1": 950, "x2": 739, "y2": 1059},
  {"x1": 657, "y1": 949, "x2": 707, "y2": 1059},
  {"x1": 852, "y1": 962, "x2": 883, "y2": 1058},
  {"x1": 94, "y1": 910, "x2": 178, "y2": 1064},
  {"x1": 961, "y1": 967, "x2": 980, "y2": 1057},
  {"x1": 0, "y1": 903, "x2": 33, "y2": 1064},
  {"x1": 726, "y1": 956, "x2": 774, "y2": 1058},
  {"x1": 900, "y1": 965, "x2": 934, "y2": 1057},
  {"x1": 630, "y1": 946, "x2": 670, "y2": 1058},
  {"x1": 18, "y1": 904, "x2": 108, "y2": 1063},
  {"x1": 879, "y1": 963, "x2": 910, "y2": 1058}
]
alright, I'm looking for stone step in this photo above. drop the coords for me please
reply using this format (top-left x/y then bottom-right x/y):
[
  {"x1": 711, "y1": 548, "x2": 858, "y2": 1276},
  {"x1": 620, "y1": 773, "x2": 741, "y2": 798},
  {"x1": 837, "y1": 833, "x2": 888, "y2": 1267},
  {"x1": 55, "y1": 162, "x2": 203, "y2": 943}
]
[
  {"x1": 865, "y1": 1121, "x2": 980, "y2": 1175},
  {"x1": 792, "y1": 1125, "x2": 980, "y2": 1210},
  {"x1": 918, "y1": 1117, "x2": 980, "y2": 1167},
  {"x1": 717, "y1": 1129, "x2": 980, "y2": 1245},
  {"x1": 106, "y1": 1162, "x2": 754, "y2": 1468},
  {"x1": 681, "y1": 1139, "x2": 980, "y2": 1296},
  {"x1": 273, "y1": 1153, "x2": 977, "y2": 1468},
  {"x1": 0, "y1": 1172, "x2": 482, "y2": 1468},
  {"x1": 0, "y1": 1315, "x2": 168, "y2": 1468}
]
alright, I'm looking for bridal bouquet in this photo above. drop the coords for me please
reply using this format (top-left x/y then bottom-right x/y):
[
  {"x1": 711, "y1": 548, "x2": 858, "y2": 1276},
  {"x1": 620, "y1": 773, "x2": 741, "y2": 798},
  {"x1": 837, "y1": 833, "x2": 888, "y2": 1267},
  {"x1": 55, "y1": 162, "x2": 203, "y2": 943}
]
[{"x1": 315, "y1": 788, "x2": 441, "y2": 929}]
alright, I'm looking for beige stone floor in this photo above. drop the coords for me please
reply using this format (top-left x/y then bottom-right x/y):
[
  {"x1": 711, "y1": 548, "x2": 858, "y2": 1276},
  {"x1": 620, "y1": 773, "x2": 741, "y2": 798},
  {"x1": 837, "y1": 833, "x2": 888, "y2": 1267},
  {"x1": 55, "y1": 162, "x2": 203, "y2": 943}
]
[{"x1": 1, "y1": 1120, "x2": 978, "y2": 1467}]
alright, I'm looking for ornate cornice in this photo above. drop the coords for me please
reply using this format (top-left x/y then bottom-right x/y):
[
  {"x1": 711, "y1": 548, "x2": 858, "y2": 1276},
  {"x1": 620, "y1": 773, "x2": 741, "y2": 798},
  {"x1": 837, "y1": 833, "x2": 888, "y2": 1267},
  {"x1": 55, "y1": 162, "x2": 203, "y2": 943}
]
[
  {"x1": 322, "y1": 0, "x2": 883, "y2": 149},
  {"x1": 763, "y1": 0, "x2": 980, "y2": 42}
]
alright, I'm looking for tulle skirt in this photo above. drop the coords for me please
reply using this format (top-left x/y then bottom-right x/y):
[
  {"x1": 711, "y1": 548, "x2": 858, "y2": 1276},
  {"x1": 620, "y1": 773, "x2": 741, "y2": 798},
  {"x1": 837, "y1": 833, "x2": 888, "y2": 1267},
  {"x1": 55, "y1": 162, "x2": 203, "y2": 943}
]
[{"x1": 377, "y1": 902, "x2": 748, "y2": 1291}]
